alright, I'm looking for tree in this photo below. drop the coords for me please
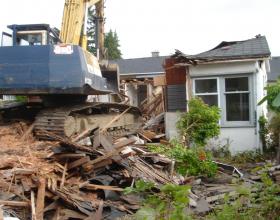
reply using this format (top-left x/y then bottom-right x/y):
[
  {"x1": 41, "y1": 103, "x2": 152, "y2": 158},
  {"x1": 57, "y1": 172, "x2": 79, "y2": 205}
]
[
  {"x1": 104, "y1": 30, "x2": 122, "y2": 60},
  {"x1": 87, "y1": 5, "x2": 122, "y2": 59},
  {"x1": 87, "y1": 6, "x2": 97, "y2": 55}
]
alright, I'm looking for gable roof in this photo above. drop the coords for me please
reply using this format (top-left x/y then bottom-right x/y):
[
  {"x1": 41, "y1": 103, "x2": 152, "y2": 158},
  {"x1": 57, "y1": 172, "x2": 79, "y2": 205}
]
[
  {"x1": 113, "y1": 56, "x2": 167, "y2": 78},
  {"x1": 268, "y1": 56, "x2": 280, "y2": 82},
  {"x1": 172, "y1": 35, "x2": 271, "y2": 64}
]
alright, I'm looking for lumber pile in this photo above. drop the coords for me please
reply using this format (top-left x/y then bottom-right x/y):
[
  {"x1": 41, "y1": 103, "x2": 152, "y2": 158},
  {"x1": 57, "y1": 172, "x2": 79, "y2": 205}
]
[{"x1": 0, "y1": 122, "x2": 174, "y2": 219}]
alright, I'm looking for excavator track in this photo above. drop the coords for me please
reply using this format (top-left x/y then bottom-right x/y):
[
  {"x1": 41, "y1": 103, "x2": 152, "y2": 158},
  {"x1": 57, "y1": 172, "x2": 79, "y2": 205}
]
[{"x1": 34, "y1": 102, "x2": 142, "y2": 139}]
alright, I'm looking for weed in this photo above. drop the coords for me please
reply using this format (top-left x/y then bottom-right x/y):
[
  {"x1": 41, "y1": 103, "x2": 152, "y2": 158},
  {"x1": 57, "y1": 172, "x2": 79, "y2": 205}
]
[{"x1": 206, "y1": 173, "x2": 280, "y2": 220}]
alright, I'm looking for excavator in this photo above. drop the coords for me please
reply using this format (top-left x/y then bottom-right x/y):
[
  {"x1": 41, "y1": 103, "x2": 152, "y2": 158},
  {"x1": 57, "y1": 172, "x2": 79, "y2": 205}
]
[{"x1": 0, "y1": 0, "x2": 141, "y2": 138}]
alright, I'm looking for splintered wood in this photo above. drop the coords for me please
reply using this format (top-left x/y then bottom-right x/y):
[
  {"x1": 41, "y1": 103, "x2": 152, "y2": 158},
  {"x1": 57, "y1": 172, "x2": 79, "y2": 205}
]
[{"x1": 0, "y1": 122, "x2": 174, "y2": 219}]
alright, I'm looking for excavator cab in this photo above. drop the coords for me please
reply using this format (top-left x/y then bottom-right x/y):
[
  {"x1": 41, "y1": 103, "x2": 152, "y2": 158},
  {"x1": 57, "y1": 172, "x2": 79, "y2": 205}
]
[{"x1": 8, "y1": 24, "x2": 60, "y2": 46}]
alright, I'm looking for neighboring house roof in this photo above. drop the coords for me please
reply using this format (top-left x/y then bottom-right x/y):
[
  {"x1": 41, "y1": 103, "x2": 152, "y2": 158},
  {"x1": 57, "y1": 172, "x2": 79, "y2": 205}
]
[
  {"x1": 268, "y1": 56, "x2": 280, "y2": 82},
  {"x1": 172, "y1": 35, "x2": 271, "y2": 64},
  {"x1": 113, "y1": 56, "x2": 168, "y2": 79}
]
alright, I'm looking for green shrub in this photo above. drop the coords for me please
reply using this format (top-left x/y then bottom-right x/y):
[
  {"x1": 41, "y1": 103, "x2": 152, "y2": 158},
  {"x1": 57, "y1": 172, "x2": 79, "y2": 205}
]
[
  {"x1": 124, "y1": 180, "x2": 191, "y2": 220},
  {"x1": 148, "y1": 140, "x2": 217, "y2": 177},
  {"x1": 177, "y1": 97, "x2": 220, "y2": 146}
]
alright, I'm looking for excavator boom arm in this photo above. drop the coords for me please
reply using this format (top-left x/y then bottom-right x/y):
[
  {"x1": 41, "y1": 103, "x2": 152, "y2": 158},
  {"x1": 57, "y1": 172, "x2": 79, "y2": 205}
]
[{"x1": 59, "y1": 0, "x2": 102, "y2": 49}]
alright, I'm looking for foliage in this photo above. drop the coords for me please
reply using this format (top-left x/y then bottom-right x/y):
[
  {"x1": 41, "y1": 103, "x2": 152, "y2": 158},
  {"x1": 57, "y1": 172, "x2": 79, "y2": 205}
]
[
  {"x1": 207, "y1": 173, "x2": 280, "y2": 220},
  {"x1": 87, "y1": 6, "x2": 97, "y2": 55},
  {"x1": 258, "y1": 116, "x2": 270, "y2": 152},
  {"x1": 124, "y1": 180, "x2": 191, "y2": 220},
  {"x1": 104, "y1": 29, "x2": 122, "y2": 59},
  {"x1": 259, "y1": 79, "x2": 280, "y2": 112},
  {"x1": 267, "y1": 113, "x2": 280, "y2": 153},
  {"x1": 87, "y1": 7, "x2": 122, "y2": 59},
  {"x1": 148, "y1": 140, "x2": 217, "y2": 177},
  {"x1": 230, "y1": 150, "x2": 265, "y2": 164},
  {"x1": 211, "y1": 145, "x2": 265, "y2": 165},
  {"x1": 177, "y1": 97, "x2": 220, "y2": 146},
  {"x1": 16, "y1": 96, "x2": 27, "y2": 102}
]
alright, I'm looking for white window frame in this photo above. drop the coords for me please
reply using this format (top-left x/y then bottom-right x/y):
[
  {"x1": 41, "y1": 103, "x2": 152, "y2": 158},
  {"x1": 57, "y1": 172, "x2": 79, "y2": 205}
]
[
  {"x1": 220, "y1": 75, "x2": 253, "y2": 127},
  {"x1": 192, "y1": 74, "x2": 254, "y2": 128},
  {"x1": 193, "y1": 77, "x2": 220, "y2": 107}
]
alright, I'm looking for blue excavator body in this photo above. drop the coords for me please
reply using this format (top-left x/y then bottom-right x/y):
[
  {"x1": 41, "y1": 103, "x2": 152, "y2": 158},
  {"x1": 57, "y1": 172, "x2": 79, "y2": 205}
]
[{"x1": 0, "y1": 24, "x2": 117, "y2": 96}]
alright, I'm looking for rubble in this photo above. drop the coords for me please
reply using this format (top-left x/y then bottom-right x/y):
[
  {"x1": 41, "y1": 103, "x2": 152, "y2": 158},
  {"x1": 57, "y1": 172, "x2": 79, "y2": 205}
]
[
  {"x1": 0, "y1": 121, "x2": 174, "y2": 219},
  {"x1": 0, "y1": 121, "x2": 279, "y2": 219}
]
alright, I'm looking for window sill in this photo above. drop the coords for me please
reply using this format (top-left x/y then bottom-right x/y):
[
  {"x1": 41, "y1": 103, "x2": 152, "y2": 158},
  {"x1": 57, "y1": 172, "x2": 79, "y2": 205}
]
[{"x1": 220, "y1": 125, "x2": 255, "y2": 128}]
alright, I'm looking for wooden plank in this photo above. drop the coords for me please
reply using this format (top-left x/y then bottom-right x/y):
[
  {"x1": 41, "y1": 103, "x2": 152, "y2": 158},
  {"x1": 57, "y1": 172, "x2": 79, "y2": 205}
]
[
  {"x1": 88, "y1": 138, "x2": 136, "y2": 166},
  {"x1": 36, "y1": 177, "x2": 46, "y2": 220},
  {"x1": 81, "y1": 183, "x2": 124, "y2": 191},
  {"x1": 60, "y1": 162, "x2": 68, "y2": 189},
  {"x1": 0, "y1": 205, "x2": 3, "y2": 220},
  {"x1": 54, "y1": 153, "x2": 86, "y2": 159},
  {"x1": 100, "y1": 107, "x2": 132, "y2": 133},
  {"x1": 31, "y1": 190, "x2": 37, "y2": 220},
  {"x1": 0, "y1": 200, "x2": 30, "y2": 207},
  {"x1": 36, "y1": 130, "x2": 94, "y2": 153},
  {"x1": 68, "y1": 156, "x2": 90, "y2": 170}
]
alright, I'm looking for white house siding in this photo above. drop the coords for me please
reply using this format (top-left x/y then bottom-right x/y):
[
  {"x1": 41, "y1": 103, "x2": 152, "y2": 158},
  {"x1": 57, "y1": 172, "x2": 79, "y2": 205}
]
[
  {"x1": 189, "y1": 61, "x2": 256, "y2": 77},
  {"x1": 207, "y1": 127, "x2": 258, "y2": 154}
]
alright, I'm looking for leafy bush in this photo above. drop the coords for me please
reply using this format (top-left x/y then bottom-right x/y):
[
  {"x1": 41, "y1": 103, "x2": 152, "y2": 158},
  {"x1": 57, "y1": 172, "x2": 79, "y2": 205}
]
[
  {"x1": 259, "y1": 79, "x2": 280, "y2": 112},
  {"x1": 148, "y1": 140, "x2": 217, "y2": 177},
  {"x1": 177, "y1": 97, "x2": 220, "y2": 146},
  {"x1": 124, "y1": 180, "x2": 191, "y2": 220}
]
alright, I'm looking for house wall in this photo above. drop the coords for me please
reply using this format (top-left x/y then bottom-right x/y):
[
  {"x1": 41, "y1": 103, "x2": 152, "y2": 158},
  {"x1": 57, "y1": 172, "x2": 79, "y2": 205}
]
[
  {"x1": 189, "y1": 61, "x2": 256, "y2": 77},
  {"x1": 190, "y1": 60, "x2": 267, "y2": 153},
  {"x1": 165, "y1": 60, "x2": 268, "y2": 153},
  {"x1": 207, "y1": 127, "x2": 258, "y2": 154}
]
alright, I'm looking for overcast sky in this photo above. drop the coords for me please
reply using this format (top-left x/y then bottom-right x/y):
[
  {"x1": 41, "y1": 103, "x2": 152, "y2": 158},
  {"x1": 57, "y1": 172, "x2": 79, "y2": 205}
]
[{"x1": 0, "y1": 0, "x2": 279, "y2": 58}]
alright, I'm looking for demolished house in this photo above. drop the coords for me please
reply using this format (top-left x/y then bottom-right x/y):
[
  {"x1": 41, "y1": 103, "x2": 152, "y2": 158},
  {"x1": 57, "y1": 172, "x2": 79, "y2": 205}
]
[
  {"x1": 114, "y1": 36, "x2": 271, "y2": 153},
  {"x1": 164, "y1": 35, "x2": 271, "y2": 153},
  {"x1": 114, "y1": 52, "x2": 167, "y2": 121}
]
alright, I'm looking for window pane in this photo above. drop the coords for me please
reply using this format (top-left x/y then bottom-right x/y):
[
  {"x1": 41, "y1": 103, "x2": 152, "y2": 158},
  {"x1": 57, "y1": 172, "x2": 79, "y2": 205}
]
[
  {"x1": 225, "y1": 77, "x2": 248, "y2": 92},
  {"x1": 195, "y1": 79, "x2": 217, "y2": 93},
  {"x1": 226, "y1": 93, "x2": 249, "y2": 121},
  {"x1": 198, "y1": 95, "x2": 218, "y2": 106}
]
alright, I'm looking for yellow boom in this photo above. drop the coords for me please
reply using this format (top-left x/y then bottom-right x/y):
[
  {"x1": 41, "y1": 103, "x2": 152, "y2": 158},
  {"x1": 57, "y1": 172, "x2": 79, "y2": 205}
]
[{"x1": 60, "y1": 0, "x2": 102, "y2": 50}]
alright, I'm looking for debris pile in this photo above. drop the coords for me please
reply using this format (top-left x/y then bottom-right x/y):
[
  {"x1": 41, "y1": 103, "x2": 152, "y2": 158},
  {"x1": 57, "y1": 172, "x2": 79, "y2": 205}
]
[
  {"x1": 0, "y1": 122, "x2": 174, "y2": 219},
  {"x1": 0, "y1": 121, "x2": 279, "y2": 219}
]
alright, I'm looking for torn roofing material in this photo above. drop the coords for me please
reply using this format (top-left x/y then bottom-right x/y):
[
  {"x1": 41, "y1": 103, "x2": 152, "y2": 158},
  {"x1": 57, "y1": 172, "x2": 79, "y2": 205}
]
[{"x1": 172, "y1": 35, "x2": 271, "y2": 65}]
